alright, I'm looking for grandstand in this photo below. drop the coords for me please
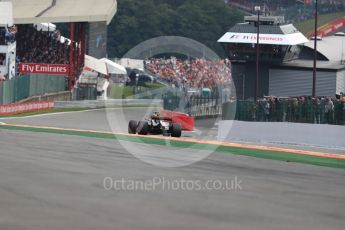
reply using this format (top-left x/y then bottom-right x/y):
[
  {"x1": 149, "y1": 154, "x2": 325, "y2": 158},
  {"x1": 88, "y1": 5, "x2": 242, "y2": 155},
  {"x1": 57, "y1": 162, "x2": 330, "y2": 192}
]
[
  {"x1": 0, "y1": 0, "x2": 118, "y2": 104},
  {"x1": 15, "y1": 24, "x2": 69, "y2": 64}
]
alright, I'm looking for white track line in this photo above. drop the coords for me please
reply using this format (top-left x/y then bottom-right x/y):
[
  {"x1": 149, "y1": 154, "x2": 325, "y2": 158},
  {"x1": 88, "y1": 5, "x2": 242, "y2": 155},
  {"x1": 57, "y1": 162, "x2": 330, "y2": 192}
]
[{"x1": 0, "y1": 107, "x2": 155, "y2": 120}]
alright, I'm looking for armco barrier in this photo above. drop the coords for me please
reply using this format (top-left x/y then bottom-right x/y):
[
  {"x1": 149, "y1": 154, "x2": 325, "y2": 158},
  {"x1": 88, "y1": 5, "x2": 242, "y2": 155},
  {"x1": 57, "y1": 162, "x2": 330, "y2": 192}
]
[
  {"x1": 160, "y1": 110, "x2": 195, "y2": 131},
  {"x1": 18, "y1": 91, "x2": 71, "y2": 103},
  {"x1": 0, "y1": 101, "x2": 54, "y2": 116}
]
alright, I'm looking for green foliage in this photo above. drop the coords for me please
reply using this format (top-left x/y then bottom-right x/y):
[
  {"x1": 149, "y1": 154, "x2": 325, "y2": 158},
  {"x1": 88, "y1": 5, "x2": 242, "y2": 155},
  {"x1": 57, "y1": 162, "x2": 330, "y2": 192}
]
[{"x1": 107, "y1": 0, "x2": 244, "y2": 58}]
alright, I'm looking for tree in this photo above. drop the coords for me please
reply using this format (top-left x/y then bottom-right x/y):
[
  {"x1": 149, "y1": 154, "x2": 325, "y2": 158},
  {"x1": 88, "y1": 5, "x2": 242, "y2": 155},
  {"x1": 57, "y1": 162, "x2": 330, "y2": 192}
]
[{"x1": 107, "y1": 0, "x2": 244, "y2": 58}]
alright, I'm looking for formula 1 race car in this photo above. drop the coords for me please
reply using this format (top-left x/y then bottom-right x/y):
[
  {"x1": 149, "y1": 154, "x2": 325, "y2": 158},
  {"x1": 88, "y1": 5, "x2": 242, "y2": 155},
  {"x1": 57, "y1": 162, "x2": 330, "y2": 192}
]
[{"x1": 128, "y1": 112, "x2": 182, "y2": 137}]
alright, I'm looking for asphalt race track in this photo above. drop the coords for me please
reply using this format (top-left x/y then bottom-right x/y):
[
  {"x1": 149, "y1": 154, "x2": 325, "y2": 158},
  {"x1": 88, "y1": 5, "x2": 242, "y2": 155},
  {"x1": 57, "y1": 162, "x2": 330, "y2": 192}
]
[
  {"x1": 0, "y1": 108, "x2": 345, "y2": 230},
  {"x1": 2, "y1": 107, "x2": 344, "y2": 154}
]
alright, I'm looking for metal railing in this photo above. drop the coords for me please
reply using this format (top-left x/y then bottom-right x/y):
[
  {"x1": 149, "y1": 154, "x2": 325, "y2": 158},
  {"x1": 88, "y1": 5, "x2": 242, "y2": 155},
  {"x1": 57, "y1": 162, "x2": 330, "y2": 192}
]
[{"x1": 163, "y1": 94, "x2": 223, "y2": 119}]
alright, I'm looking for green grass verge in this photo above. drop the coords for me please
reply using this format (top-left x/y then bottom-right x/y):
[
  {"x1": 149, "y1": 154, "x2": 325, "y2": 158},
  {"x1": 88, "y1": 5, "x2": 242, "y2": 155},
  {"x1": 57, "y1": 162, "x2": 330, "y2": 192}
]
[
  {"x1": 296, "y1": 11, "x2": 345, "y2": 36},
  {"x1": 110, "y1": 83, "x2": 167, "y2": 99},
  {"x1": 0, "y1": 124, "x2": 344, "y2": 169}
]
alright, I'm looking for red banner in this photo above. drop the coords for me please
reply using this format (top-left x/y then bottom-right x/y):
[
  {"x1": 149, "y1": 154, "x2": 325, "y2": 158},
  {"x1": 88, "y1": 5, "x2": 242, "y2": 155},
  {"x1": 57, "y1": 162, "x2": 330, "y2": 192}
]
[
  {"x1": 309, "y1": 17, "x2": 345, "y2": 38},
  {"x1": 0, "y1": 101, "x2": 54, "y2": 116},
  {"x1": 19, "y1": 63, "x2": 69, "y2": 75}
]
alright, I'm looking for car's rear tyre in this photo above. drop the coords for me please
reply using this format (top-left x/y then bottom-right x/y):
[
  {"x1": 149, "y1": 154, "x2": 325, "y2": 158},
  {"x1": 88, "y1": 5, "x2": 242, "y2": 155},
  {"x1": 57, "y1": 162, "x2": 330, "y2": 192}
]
[
  {"x1": 171, "y1": 123, "x2": 182, "y2": 137},
  {"x1": 137, "y1": 121, "x2": 149, "y2": 135},
  {"x1": 128, "y1": 120, "x2": 138, "y2": 134}
]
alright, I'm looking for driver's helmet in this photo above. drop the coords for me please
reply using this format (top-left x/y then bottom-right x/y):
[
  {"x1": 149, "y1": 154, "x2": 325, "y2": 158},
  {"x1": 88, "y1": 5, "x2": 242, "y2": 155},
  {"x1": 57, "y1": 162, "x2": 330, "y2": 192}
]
[{"x1": 152, "y1": 112, "x2": 160, "y2": 119}]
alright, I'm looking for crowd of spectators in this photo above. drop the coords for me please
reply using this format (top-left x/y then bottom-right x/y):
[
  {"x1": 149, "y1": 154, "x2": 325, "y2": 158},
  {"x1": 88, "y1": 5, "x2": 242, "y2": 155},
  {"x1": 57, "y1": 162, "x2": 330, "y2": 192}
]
[
  {"x1": 284, "y1": 1, "x2": 345, "y2": 23},
  {"x1": 225, "y1": 0, "x2": 345, "y2": 23},
  {"x1": 232, "y1": 96, "x2": 345, "y2": 125},
  {"x1": 145, "y1": 58, "x2": 232, "y2": 89},
  {"x1": 16, "y1": 25, "x2": 69, "y2": 64},
  {"x1": 225, "y1": 0, "x2": 287, "y2": 13},
  {"x1": 163, "y1": 87, "x2": 345, "y2": 125}
]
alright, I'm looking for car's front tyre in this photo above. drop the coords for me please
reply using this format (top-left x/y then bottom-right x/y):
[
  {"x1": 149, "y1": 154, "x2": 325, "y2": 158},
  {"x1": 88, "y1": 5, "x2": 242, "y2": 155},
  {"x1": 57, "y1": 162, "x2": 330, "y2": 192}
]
[
  {"x1": 128, "y1": 120, "x2": 138, "y2": 134},
  {"x1": 137, "y1": 121, "x2": 149, "y2": 135}
]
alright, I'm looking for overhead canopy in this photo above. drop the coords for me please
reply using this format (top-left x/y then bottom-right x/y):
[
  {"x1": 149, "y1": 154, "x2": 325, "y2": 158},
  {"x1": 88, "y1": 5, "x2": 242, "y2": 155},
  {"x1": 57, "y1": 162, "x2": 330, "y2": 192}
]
[
  {"x1": 84, "y1": 55, "x2": 108, "y2": 75},
  {"x1": 218, "y1": 32, "x2": 309, "y2": 46},
  {"x1": 12, "y1": 0, "x2": 117, "y2": 25},
  {"x1": 100, "y1": 58, "x2": 127, "y2": 75},
  {"x1": 0, "y1": 1, "x2": 13, "y2": 26}
]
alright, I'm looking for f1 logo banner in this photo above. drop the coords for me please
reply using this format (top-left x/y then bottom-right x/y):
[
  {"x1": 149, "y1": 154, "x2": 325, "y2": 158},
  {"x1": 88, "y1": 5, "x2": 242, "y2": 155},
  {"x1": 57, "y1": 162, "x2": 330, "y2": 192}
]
[{"x1": 19, "y1": 63, "x2": 69, "y2": 75}]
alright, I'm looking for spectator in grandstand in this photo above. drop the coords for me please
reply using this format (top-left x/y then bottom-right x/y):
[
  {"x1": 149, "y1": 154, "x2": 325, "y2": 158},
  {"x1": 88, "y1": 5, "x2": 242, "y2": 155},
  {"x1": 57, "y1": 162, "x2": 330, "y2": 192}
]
[
  {"x1": 2, "y1": 25, "x2": 17, "y2": 44},
  {"x1": 4, "y1": 29, "x2": 13, "y2": 44},
  {"x1": 145, "y1": 58, "x2": 232, "y2": 89}
]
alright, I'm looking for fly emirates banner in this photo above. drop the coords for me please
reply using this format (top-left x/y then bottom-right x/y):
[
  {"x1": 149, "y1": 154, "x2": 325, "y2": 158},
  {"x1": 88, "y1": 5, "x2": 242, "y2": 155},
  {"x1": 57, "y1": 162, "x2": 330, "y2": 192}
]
[{"x1": 19, "y1": 63, "x2": 69, "y2": 75}]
